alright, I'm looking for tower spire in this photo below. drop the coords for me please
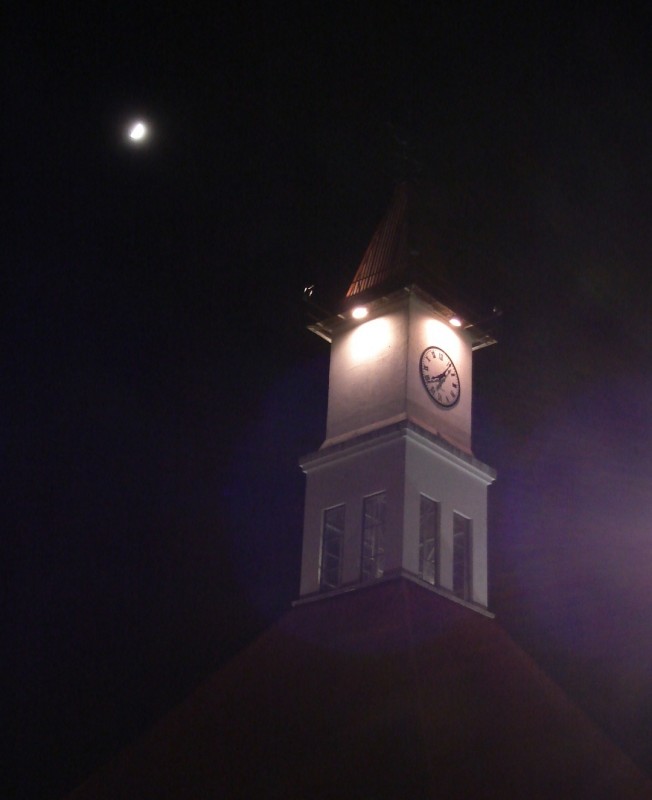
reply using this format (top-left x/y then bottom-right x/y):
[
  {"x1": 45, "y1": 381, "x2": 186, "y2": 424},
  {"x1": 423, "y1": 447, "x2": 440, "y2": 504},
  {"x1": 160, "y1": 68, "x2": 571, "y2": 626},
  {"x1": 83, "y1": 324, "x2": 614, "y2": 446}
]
[
  {"x1": 346, "y1": 182, "x2": 411, "y2": 298},
  {"x1": 300, "y1": 186, "x2": 496, "y2": 610}
]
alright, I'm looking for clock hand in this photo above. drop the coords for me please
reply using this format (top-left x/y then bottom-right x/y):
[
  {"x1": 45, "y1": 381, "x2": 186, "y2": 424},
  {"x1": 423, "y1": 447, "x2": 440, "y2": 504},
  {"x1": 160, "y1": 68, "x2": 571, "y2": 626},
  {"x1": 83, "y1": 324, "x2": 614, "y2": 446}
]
[
  {"x1": 427, "y1": 363, "x2": 451, "y2": 383},
  {"x1": 434, "y1": 364, "x2": 453, "y2": 386}
]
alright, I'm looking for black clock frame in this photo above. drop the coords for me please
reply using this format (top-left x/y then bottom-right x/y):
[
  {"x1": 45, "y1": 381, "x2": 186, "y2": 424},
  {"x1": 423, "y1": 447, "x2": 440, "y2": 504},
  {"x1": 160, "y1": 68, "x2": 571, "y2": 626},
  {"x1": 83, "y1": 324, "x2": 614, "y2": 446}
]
[{"x1": 419, "y1": 346, "x2": 461, "y2": 409}]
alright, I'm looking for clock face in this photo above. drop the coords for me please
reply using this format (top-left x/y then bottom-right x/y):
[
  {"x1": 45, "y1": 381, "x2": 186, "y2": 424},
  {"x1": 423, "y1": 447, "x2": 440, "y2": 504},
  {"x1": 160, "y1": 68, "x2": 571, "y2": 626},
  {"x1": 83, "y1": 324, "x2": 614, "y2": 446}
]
[{"x1": 419, "y1": 346, "x2": 461, "y2": 408}]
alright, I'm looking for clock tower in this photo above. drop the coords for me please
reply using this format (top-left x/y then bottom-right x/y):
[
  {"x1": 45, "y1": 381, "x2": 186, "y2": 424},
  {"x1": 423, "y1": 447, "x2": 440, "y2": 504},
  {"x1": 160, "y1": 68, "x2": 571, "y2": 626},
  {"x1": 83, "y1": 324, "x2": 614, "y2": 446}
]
[{"x1": 299, "y1": 183, "x2": 496, "y2": 611}]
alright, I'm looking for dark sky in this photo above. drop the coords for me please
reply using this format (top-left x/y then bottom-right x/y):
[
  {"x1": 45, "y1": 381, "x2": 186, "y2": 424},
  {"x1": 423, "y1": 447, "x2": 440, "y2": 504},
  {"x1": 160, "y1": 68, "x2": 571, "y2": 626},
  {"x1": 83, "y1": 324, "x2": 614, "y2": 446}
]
[{"x1": 5, "y1": 3, "x2": 652, "y2": 798}]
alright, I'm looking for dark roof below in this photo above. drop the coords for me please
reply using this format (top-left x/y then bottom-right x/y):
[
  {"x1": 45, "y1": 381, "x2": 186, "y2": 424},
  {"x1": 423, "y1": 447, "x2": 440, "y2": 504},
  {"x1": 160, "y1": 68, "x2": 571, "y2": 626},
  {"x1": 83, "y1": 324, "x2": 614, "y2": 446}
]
[{"x1": 69, "y1": 579, "x2": 652, "y2": 799}]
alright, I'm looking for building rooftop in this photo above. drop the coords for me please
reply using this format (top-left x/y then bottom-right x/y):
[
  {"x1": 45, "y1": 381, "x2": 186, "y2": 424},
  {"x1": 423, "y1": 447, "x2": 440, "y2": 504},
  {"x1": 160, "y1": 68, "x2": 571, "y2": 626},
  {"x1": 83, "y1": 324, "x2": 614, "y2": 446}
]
[{"x1": 69, "y1": 579, "x2": 652, "y2": 799}]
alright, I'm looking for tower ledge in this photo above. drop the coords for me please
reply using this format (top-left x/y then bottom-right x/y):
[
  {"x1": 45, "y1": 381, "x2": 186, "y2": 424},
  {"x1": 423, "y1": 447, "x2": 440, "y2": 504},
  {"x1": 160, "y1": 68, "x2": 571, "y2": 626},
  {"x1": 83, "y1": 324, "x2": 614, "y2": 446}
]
[
  {"x1": 301, "y1": 418, "x2": 496, "y2": 485},
  {"x1": 309, "y1": 284, "x2": 496, "y2": 351},
  {"x1": 293, "y1": 572, "x2": 496, "y2": 618}
]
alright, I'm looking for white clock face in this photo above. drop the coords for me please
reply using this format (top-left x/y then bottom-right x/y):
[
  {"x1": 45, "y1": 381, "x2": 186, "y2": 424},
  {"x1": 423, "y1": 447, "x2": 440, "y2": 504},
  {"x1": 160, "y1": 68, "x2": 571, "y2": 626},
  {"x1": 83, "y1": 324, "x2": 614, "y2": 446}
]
[{"x1": 419, "y1": 346, "x2": 461, "y2": 408}]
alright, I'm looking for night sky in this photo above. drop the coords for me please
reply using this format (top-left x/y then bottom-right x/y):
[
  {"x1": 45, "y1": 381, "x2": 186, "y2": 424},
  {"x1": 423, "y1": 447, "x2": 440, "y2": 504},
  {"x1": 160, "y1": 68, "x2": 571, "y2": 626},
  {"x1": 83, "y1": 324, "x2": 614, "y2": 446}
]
[{"x1": 5, "y1": 4, "x2": 652, "y2": 798}]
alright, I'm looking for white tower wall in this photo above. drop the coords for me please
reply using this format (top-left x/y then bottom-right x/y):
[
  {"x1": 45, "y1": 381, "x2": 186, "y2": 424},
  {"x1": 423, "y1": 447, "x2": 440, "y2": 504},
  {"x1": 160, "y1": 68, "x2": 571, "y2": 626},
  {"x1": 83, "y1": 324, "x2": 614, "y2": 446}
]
[
  {"x1": 300, "y1": 285, "x2": 495, "y2": 612},
  {"x1": 324, "y1": 293, "x2": 473, "y2": 452}
]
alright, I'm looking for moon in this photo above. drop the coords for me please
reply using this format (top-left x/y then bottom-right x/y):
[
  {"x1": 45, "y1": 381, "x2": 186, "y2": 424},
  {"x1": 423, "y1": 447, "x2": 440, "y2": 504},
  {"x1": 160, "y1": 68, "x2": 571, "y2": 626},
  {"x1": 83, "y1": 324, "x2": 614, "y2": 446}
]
[{"x1": 127, "y1": 120, "x2": 148, "y2": 143}]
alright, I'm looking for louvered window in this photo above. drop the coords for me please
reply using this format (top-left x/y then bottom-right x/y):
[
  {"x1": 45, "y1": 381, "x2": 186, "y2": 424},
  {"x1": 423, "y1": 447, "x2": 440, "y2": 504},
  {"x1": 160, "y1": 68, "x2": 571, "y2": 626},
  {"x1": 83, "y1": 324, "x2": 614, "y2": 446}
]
[
  {"x1": 361, "y1": 492, "x2": 386, "y2": 581},
  {"x1": 419, "y1": 495, "x2": 440, "y2": 585},
  {"x1": 453, "y1": 513, "x2": 472, "y2": 600},
  {"x1": 320, "y1": 505, "x2": 345, "y2": 591}
]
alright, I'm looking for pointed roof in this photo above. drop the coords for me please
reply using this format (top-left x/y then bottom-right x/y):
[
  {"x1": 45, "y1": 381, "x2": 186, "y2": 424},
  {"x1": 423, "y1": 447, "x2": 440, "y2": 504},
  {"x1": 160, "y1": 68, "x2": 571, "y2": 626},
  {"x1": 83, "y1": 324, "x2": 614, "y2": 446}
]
[
  {"x1": 344, "y1": 181, "x2": 459, "y2": 307},
  {"x1": 69, "y1": 579, "x2": 652, "y2": 799},
  {"x1": 346, "y1": 182, "x2": 413, "y2": 298},
  {"x1": 308, "y1": 183, "x2": 497, "y2": 350}
]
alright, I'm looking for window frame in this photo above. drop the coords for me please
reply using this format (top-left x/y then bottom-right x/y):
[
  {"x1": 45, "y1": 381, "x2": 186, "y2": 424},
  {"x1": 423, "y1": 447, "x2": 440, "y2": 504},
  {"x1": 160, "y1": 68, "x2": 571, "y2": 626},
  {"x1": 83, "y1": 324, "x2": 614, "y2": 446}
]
[
  {"x1": 319, "y1": 504, "x2": 345, "y2": 591},
  {"x1": 361, "y1": 491, "x2": 387, "y2": 582},
  {"x1": 452, "y1": 511, "x2": 473, "y2": 600},
  {"x1": 419, "y1": 494, "x2": 440, "y2": 586}
]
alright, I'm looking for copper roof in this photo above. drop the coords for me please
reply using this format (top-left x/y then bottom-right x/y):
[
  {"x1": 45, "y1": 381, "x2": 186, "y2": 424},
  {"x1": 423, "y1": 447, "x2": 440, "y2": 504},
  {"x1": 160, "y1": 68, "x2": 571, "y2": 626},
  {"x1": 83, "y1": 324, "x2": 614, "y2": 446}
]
[
  {"x1": 346, "y1": 182, "x2": 412, "y2": 298},
  {"x1": 345, "y1": 181, "x2": 454, "y2": 303},
  {"x1": 341, "y1": 183, "x2": 498, "y2": 345}
]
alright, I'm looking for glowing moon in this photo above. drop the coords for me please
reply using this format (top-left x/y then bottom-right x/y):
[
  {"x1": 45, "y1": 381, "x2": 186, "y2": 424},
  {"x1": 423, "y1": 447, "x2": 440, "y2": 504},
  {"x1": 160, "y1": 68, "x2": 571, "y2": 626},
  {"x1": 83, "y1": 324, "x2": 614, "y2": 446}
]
[{"x1": 127, "y1": 121, "x2": 148, "y2": 142}]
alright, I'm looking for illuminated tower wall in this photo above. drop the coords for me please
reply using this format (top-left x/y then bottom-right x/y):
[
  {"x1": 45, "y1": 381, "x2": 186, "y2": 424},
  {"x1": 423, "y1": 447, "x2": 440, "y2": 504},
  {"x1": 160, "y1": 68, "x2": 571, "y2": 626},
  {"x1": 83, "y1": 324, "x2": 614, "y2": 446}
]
[{"x1": 300, "y1": 286, "x2": 495, "y2": 611}]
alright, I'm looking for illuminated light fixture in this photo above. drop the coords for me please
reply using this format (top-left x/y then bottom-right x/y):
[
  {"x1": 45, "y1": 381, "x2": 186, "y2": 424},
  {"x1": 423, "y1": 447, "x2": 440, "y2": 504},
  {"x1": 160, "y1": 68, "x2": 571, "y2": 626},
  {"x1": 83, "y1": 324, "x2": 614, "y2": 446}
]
[
  {"x1": 449, "y1": 316, "x2": 462, "y2": 328},
  {"x1": 351, "y1": 306, "x2": 369, "y2": 320}
]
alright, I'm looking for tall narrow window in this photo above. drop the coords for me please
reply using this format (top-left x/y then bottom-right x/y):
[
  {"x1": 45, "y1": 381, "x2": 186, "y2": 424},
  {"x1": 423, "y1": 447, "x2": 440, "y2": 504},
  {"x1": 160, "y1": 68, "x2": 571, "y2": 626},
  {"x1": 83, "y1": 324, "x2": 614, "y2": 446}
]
[
  {"x1": 361, "y1": 492, "x2": 386, "y2": 581},
  {"x1": 320, "y1": 505, "x2": 345, "y2": 591},
  {"x1": 453, "y1": 513, "x2": 472, "y2": 600},
  {"x1": 419, "y1": 495, "x2": 440, "y2": 585}
]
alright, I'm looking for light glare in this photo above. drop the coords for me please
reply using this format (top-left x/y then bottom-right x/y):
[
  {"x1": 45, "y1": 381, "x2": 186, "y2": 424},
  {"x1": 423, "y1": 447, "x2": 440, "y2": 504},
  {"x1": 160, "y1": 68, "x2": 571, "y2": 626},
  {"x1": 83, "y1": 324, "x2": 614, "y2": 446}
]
[
  {"x1": 425, "y1": 318, "x2": 462, "y2": 362},
  {"x1": 352, "y1": 306, "x2": 369, "y2": 320},
  {"x1": 449, "y1": 316, "x2": 462, "y2": 328},
  {"x1": 350, "y1": 317, "x2": 391, "y2": 362}
]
